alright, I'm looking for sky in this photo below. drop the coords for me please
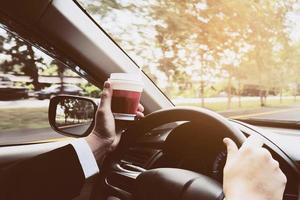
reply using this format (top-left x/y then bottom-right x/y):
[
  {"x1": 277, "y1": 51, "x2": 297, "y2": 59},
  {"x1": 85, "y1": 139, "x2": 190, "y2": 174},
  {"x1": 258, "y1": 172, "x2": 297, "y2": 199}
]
[{"x1": 286, "y1": 1, "x2": 300, "y2": 44}]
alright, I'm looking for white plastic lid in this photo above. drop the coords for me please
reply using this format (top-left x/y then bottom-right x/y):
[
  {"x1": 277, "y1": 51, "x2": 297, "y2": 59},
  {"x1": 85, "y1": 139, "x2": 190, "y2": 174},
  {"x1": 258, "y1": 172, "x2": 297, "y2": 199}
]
[
  {"x1": 110, "y1": 73, "x2": 142, "y2": 82},
  {"x1": 108, "y1": 73, "x2": 144, "y2": 92}
]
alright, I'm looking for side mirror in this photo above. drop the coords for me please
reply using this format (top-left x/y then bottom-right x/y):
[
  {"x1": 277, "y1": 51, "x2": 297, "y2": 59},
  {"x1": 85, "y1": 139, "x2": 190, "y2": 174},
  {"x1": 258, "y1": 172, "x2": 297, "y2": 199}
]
[{"x1": 49, "y1": 95, "x2": 97, "y2": 137}]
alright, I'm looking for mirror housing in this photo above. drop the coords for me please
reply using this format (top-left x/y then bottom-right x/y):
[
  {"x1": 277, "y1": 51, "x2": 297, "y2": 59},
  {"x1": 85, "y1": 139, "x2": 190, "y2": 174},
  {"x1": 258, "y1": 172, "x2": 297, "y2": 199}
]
[{"x1": 49, "y1": 95, "x2": 97, "y2": 137}]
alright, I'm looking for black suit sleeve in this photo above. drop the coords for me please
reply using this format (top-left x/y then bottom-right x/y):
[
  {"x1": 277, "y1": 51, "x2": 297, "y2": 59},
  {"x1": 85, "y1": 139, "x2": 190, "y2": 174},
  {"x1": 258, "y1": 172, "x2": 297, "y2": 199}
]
[{"x1": 0, "y1": 144, "x2": 86, "y2": 200}]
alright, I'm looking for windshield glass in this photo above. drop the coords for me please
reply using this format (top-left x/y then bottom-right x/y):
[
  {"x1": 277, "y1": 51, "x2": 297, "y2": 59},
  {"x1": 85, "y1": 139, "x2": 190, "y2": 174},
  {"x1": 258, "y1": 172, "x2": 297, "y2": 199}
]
[{"x1": 77, "y1": 0, "x2": 300, "y2": 122}]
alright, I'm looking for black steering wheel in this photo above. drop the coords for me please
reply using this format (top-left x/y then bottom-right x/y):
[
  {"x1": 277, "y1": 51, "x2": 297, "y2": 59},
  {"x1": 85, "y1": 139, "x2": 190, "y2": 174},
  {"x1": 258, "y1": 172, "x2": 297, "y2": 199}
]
[{"x1": 96, "y1": 107, "x2": 246, "y2": 200}]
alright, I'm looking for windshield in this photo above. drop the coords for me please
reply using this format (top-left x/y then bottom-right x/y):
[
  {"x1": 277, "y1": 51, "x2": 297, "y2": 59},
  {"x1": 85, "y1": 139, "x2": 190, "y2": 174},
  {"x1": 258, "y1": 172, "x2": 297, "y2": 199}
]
[{"x1": 77, "y1": 0, "x2": 300, "y2": 122}]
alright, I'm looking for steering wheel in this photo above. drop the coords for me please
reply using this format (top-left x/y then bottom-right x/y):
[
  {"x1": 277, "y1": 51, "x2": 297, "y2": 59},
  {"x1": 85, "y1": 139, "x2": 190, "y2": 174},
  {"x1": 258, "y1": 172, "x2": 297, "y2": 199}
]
[{"x1": 98, "y1": 107, "x2": 246, "y2": 200}]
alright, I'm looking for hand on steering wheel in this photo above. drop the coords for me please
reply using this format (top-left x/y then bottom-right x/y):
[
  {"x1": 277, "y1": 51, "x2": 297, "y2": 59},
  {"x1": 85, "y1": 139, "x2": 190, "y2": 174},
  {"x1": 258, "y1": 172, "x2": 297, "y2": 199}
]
[
  {"x1": 223, "y1": 135, "x2": 287, "y2": 200},
  {"x1": 92, "y1": 106, "x2": 286, "y2": 200},
  {"x1": 104, "y1": 107, "x2": 246, "y2": 200}
]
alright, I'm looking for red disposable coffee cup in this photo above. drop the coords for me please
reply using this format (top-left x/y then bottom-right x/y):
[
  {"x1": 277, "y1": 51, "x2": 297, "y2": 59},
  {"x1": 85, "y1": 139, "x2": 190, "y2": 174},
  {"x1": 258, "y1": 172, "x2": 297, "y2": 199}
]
[{"x1": 109, "y1": 73, "x2": 143, "y2": 120}]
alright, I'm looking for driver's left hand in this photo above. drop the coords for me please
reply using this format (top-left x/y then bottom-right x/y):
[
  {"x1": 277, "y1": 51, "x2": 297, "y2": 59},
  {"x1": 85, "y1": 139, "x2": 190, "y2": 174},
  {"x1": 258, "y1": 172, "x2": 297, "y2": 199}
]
[{"x1": 85, "y1": 81, "x2": 144, "y2": 161}]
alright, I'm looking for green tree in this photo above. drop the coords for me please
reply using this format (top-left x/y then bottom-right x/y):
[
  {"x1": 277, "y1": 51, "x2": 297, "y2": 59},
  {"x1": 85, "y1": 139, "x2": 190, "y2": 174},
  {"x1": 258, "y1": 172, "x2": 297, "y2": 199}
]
[
  {"x1": 78, "y1": 0, "x2": 300, "y2": 109},
  {"x1": 0, "y1": 31, "x2": 46, "y2": 90},
  {"x1": 50, "y1": 60, "x2": 65, "y2": 93}
]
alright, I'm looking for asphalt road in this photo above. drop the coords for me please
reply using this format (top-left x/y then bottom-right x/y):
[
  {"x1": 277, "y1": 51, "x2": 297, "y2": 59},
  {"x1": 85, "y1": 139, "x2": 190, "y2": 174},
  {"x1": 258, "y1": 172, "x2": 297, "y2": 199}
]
[
  {"x1": 256, "y1": 108, "x2": 300, "y2": 121},
  {"x1": 0, "y1": 127, "x2": 68, "y2": 146},
  {"x1": 0, "y1": 98, "x2": 49, "y2": 109},
  {"x1": 222, "y1": 106, "x2": 300, "y2": 121},
  {"x1": 60, "y1": 123, "x2": 91, "y2": 136}
]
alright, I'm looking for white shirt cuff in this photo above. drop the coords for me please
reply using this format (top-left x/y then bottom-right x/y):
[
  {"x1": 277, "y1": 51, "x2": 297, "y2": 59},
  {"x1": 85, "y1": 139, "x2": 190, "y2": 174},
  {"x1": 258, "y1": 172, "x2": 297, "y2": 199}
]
[{"x1": 70, "y1": 138, "x2": 100, "y2": 179}]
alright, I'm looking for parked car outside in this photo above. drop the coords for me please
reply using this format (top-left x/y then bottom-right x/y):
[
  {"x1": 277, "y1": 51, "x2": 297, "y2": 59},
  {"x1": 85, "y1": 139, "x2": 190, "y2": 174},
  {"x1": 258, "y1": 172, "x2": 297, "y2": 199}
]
[{"x1": 37, "y1": 84, "x2": 84, "y2": 100}]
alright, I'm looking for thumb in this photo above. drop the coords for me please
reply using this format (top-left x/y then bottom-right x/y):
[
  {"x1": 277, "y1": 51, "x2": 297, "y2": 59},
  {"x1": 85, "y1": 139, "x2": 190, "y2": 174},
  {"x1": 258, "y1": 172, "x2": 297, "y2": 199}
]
[
  {"x1": 100, "y1": 81, "x2": 112, "y2": 109},
  {"x1": 223, "y1": 138, "x2": 238, "y2": 163}
]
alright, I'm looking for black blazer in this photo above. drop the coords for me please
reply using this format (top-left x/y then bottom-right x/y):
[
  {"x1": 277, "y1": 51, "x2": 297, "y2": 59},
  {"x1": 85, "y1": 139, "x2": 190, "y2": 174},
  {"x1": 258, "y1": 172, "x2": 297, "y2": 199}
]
[{"x1": 0, "y1": 144, "x2": 86, "y2": 200}]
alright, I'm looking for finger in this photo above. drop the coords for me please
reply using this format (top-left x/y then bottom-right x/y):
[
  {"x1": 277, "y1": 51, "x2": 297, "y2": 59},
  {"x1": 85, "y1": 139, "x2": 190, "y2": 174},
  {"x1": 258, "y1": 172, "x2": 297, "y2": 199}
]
[
  {"x1": 223, "y1": 138, "x2": 238, "y2": 162},
  {"x1": 100, "y1": 81, "x2": 112, "y2": 109},
  {"x1": 136, "y1": 111, "x2": 144, "y2": 119},
  {"x1": 138, "y1": 104, "x2": 144, "y2": 112},
  {"x1": 278, "y1": 170, "x2": 287, "y2": 184},
  {"x1": 260, "y1": 147, "x2": 273, "y2": 161},
  {"x1": 240, "y1": 134, "x2": 264, "y2": 151},
  {"x1": 271, "y1": 160, "x2": 280, "y2": 170}
]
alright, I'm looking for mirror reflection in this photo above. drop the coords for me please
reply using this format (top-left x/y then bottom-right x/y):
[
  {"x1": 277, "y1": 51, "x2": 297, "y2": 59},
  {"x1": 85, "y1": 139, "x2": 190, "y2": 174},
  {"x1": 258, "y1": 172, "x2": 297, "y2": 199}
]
[{"x1": 55, "y1": 98, "x2": 95, "y2": 136}]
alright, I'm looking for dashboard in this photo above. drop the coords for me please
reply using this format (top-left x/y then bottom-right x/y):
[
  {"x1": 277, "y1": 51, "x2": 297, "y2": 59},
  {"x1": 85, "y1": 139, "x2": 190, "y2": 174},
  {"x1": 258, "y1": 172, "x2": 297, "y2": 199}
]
[{"x1": 98, "y1": 120, "x2": 300, "y2": 200}]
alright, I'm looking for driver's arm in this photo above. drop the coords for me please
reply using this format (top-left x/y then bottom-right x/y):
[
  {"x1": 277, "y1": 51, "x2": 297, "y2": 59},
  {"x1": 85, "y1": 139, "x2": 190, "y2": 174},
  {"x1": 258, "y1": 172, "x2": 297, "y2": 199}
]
[
  {"x1": 0, "y1": 144, "x2": 87, "y2": 200},
  {"x1": 72, "y1": 80, "x2": 145, "y2": 179},
  {"x1": 85, "y1": 81, "x2": 144, "y2": 160},
  {"x1": 223, "y1": 135, "x2": 287, "y2": 200},
  {"x1": 0, "y1": 81, "x2": 143, "y2": 200}
]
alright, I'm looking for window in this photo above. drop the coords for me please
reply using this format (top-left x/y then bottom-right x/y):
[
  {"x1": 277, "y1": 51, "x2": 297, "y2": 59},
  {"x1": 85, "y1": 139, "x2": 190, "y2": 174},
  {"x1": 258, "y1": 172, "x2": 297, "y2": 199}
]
[
  {"x1": 78, "y1": 0, "x2": 300, "y2": 122},
  {"x1": 0, "y1": 24, "x2": 101, "y2": 146}
]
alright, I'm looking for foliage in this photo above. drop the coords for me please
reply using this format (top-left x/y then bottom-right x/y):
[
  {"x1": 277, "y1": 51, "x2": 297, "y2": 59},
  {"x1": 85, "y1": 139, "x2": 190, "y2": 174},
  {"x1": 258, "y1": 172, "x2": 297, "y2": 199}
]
[
  {"x1": 80, "y1": 82, "x2": 101, "y2": 98},
  {"x1": 1, "y1": 0, "x2": 300, "y2": 109},
  {"x1": 0, "y1": 32, "x2": 47, "y2": 90},
  {"x1": 0, "y1": 29, "x2": 87, "y2": 93},
  {"x1": 78, "y1": 0, "x2": 300, "y2": 108}
]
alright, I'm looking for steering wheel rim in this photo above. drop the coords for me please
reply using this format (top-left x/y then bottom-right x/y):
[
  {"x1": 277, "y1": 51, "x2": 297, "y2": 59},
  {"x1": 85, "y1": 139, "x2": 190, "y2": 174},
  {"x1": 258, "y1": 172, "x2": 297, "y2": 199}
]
[
  {"x1": 117, "y1": 107, "x2": 245, "y2": 150},
  {"x1": 98, "y1": 107, "x2": 246, "y2": 200}
]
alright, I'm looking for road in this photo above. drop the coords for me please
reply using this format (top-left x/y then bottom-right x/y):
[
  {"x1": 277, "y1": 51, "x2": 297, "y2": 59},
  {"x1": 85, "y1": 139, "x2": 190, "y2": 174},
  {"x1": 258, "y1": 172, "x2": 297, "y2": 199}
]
[
  {"x1": 221, "y1": 106, "x2": 300, "y2": 121},
  {"x1": 0, "y1": 99, "x2": 49, "y2": 109},
  {"x1": 255, "y1": 108, "x2": 300, "y2": 121},
  {"x1": 0, "y1": 98, "x2": 299, "y2": 146},
  {"x1": 0, "y1": 127, "x2": 68, "y2": 146},
  {"x1": 60, "y1": 123, "x2": 91, "y2": 136}
]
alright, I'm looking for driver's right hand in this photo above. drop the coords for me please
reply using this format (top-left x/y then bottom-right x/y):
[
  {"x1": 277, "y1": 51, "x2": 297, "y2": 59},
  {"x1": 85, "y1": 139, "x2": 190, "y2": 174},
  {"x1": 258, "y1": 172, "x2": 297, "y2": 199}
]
[
  {"x1": 223, "y1": 135, "x2": 287, "y2": 200},
  {"x1": 85, "y1": 81, "x2": 144, "y2": 162}
]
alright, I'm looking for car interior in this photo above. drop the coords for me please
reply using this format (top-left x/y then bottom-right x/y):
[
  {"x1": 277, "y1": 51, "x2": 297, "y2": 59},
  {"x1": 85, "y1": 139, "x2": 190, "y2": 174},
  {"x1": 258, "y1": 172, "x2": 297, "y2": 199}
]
[{"x1": 0, "y1": 1, "x2": 299, "y2": 200}]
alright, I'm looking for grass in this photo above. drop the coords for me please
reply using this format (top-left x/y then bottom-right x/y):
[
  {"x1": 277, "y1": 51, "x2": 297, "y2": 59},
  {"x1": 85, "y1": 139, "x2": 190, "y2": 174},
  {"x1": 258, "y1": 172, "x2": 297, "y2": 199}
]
[
  {"x1": 0, "y1": 107, "x2": 49, "y2": 131},
  {"x1": 176, "y1": 97, "x2": 300, "y2": 112}
]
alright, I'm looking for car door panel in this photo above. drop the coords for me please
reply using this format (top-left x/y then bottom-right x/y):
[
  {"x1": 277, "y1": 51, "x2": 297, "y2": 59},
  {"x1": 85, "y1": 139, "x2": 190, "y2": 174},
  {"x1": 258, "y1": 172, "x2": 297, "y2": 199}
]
[
  {"x1": 0, "y1": 141, "x2": 70, "y2": 168},
  {"x1": 0, "y1": 141, "x2": 94, "y2": 200}
]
